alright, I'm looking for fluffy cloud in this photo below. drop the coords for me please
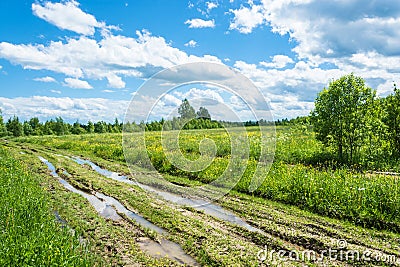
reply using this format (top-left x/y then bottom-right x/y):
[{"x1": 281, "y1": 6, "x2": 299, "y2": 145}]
[
  {"x1": 260, "y1": 55, "x2": 294, "y2": 69},
  {"x1": 206, "y1": 2, "x2": 218, "y2": 12},
  {"x1": 229, "y1": 4, "x2": 265, "y2": 34},
  {"x1": 32, "y1": 0, "x2": 107, "y2": 36},
  {"x1": 184, "y1": 40, "x2": 197, "y2": 47},
  {"x1": 33, "y1": 76, "x2": 56, "y2": 83},
  {"x1": 185, "y1": 18, "x2": 215, "y2": 28},
  {"x1": 229, "y1": 0, "x2": 400, "y2": 59},
  {"x1": 0, "y1": 30, "x2": 221, "y2": 89},
  {"x1": 63, "y1": 78, "x2": 92, "y2": 89},
  {"x1": 0, "y1": 96, "x2": 128, "y2": 123}
]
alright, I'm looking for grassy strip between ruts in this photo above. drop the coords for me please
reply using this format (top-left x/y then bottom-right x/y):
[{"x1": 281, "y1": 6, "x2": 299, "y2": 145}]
[{"x1": 0, "y1": 145, "x2": 99, "y2": 266}]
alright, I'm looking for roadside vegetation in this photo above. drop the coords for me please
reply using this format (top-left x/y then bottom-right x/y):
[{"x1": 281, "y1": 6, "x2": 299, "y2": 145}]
[{"x1": 0, "y1": 146, "x2": 99, "y2": 266}]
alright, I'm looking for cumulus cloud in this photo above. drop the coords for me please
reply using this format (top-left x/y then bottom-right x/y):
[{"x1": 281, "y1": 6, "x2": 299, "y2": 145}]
[
  {"x1": 32, "y1": 0, "x2": 108, "y2": 36},
  {"x1": 206, "y1": 2, "x2": 218, "y2": 12},
  {"x1": 229, "y1": 0, "x2": 400, "y2": 59},
  {"x1": 229, "y1": 4, "x2": 264, "y2": 34},
  {"x1": 0, "y1": 96, "x2": 128, "y2": 123},
  {"x1": 63, "y1": 78, "x2": 92, "y2": 89},
  {"x1": 184, "y1": 40, "x2": 197, "y2": 47},
  {"x1": 0, "y1": 30, "x2": 221, "y2": 89},
  {"x1": 185, "y1": 18, "x2": 215, "y2": 28},
  {"x1": 33, "y1": 76, "x2": 56, "y2": 83},
  {"x1": 260, "y1": 55, "x2": 294, "y2": 69}
]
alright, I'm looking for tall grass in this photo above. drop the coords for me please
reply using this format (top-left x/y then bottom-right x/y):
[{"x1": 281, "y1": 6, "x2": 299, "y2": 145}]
[
  {"x1": 14, "y1": 126, "x2": 400, "y2": 232},
  {"x1": 0, "y1": 146, "x2": 97, "y2": 266}
]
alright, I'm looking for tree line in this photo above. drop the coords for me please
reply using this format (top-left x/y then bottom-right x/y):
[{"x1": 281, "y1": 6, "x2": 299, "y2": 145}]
[{"x1": 0, "y1": 99, "x2": 274, "y2": 137}]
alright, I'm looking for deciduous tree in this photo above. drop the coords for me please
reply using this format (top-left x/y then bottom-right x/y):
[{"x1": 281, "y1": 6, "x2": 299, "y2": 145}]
[{"x1": 311, "y1": 74, "x2": 377, "y2": 162}]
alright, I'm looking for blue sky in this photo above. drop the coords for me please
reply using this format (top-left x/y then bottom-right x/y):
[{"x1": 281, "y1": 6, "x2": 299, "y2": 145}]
[{"x1": 0, "y1": 0, "x2": 399, "y2": 122}]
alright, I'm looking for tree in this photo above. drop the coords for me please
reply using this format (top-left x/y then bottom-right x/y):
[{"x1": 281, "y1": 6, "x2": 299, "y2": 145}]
[
  {"x1": 71, "y1": 120, "x2": 85, "y2": 135},
  {"x1": 94, "y1": 121, "x2": 107, "y2": 133},
  {"x1": 196, "y1": 106, "x2": 211, "y2": 120},
  {"x1": 6, "y1": 115, "x2": 23, "y2": 137},
  {"x1": 311, "y1": 74, "x2": 376, "y2": 162},
  {"x1": 29, "y1": 117, "x2": 42, "y2": 135},
  {"x1": 0, "y1": 110, "x2": 7, "y2": 137},
  {"x1": 54, "y1": 117, "x2": 68, "y2": 135},
  {"x1": 23, "y1": 121, "x2": 34, "y2": 136},
  {"x1": 178, "y1": 99, "x2": 196, "y2": 120},
  {"x1": 383, "y1": 84, "x2": 400, "y2": 156},
  {"x1": 87, "y1": 121, "x2": 95, "y2": 133}
]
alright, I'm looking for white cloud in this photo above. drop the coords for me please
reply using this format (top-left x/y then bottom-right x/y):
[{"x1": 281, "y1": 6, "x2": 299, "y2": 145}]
[
  {"x1": 63, "y1": 78, "x2": 92, "y2": 89},
  {"x1": 106, "y1": 73, "x2": 125, "y2": 88},
  {"x1": 184, "y1": 40, "x2": 197, "y2": 47},
  {"x1": 173, "y1": 87, "x2": 225, "y2": 104},
  {"x1": 33, "y1": 76, "x2": 56, "y2": 83},
  {"x1": 229, "y1": 4, "x2": 264, "y2": 34},
  {"x1": 50, "y1": 89, "x2": 61, "y2": 94},
  {"x1": 229, "y1": 1, "x2": 400, "y2": 59},
  {"x1": 260, "y1": 55, "x2": 294, "y2": 69},
  {"x1": 102, "y1": 89, "x2": 115, "y2": 93},
  {"x1": 32, "y1": 0, "x2": 107, "y2": 36},
  {"x1": 206, "y1": 2, "x2": 218, "y2": 12},
  {"x1": 0, "y1": 96, "x2": 128, "y2": 123},
  {"x1": 0, "y1": 30, "x2": 221, "y2": 89},
  {"x1": 185, "y1": 18, "x2": 215, "y2": 28}
]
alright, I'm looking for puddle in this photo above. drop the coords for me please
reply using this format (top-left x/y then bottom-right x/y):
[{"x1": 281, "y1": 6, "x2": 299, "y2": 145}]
[
  {"x1": 95, "y1": 192, "x2": 165, "y2": 234},
  {"x1": 136, "y1": 237, "x2": 199, "y2": 266},
  {"x1": 72, "y1": 157, "x2": 263, "y2": 233},
  {"x1": 39, "y1": 156, "x2": 121, "y2": 221},
  {"x1": 40, "y1": 156, "x2": 198, "y2": 266}
]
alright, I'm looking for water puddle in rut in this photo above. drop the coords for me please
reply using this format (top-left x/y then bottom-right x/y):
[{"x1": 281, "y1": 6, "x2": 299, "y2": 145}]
[
  {"x1": 72, "y1": 157, "x2": 263, "y2": 233},
  {"x1": 39, "y1": 156, "x2": 198, "y2": 266}
]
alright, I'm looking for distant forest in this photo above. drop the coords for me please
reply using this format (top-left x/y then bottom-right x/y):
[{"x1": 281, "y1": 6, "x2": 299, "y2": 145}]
[{"x1": 0, "y1": 98, "x2": 294, "y2": 138}]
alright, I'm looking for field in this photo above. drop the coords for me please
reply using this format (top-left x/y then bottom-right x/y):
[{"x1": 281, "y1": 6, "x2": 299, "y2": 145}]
[{"x1": 2, "y1": 125, "x2": 400, "y2": 266}]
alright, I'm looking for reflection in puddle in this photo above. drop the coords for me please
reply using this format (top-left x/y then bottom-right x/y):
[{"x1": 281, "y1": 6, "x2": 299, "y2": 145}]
[
  {"x1": 72, "y1": 157, "x2": 263, "y2": 233},
  {"x1": 95, "y1": 192, "x2": 165, "y2": 234},
  {"x1": 40, "y1": 156, "x2": 198, "y2": 266},
  {"x1": 39, "y1": 156, "x2": 121, "y2": 221}
]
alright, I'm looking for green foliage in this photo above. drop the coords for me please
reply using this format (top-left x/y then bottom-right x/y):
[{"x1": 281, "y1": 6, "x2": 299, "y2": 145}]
[
  {"x1": 0, "y1": 110, "x2": 7, "y2": 137},
  {"x1": 178, "y1": 98, "x2": 196, "y2": 119},
  {"x1": 71, "y1": 121, "x2": 86, "y2": 135},
  {"x1": 196, "y1": 106, "x2": 211, "y2": 120},
  {"x1": 311, "y1": 73, "x2": 377, "y2": 163},
  {"x1": 6, "y1": 115, "x2": 24, "y2": 137},
  {"x1": 383, "y1": 84, "x2": 400, "y2": 156},
  {"x1": 87, "y1": 121, "x2": 95, "y2": 133},
  {"x1": 0, "y1": 147, "x2": 97, "y2": 266}
]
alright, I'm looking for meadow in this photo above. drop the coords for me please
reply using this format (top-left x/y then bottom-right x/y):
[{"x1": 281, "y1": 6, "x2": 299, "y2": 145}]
[
  {"x1": 15, "y1": 125, "x2": 400, "y2": 233},
  {"x1": 1, "y1": 125, "x2": 399, "y2": 265}
]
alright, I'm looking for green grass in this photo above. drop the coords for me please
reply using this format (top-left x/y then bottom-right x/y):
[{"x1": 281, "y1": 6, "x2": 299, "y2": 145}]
[
  {"x1": 4, "y1": 139, "x2": 400, "y2": 266},
  {"x1": 0, "y1": 146, "x2": 98, "y2": 266},
  {"x1": 14, "y1": 126, "x2": 400, "y2": 233}
]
